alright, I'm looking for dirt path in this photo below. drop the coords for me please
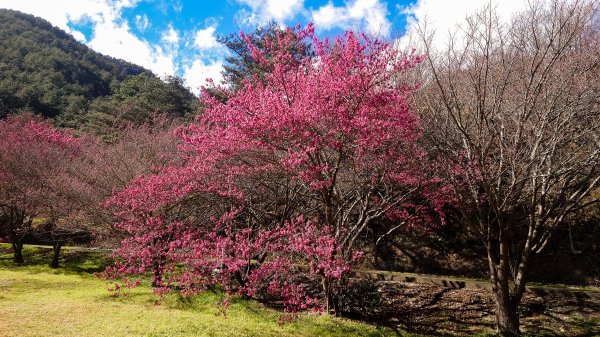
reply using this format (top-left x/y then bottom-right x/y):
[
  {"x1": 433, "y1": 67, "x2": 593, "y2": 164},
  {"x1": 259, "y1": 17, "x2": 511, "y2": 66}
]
[
  {"x1": 342, "y1": 279, "x2": 600, "y2": 336},
  {"x1": 350, "y1": 269, "x2": 600, "y2": 300}
]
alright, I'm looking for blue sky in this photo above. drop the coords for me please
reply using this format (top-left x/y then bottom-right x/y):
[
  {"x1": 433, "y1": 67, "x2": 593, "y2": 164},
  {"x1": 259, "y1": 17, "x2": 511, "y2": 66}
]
[{"x1": 0, "y1": 0, "x2": 529, "y2": 94}]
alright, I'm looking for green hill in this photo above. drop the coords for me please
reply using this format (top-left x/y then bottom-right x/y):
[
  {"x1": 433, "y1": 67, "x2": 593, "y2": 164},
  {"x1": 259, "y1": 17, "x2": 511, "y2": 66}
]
[{"x1": 0, "y1": 9, "x2": 196, "y2": 127}]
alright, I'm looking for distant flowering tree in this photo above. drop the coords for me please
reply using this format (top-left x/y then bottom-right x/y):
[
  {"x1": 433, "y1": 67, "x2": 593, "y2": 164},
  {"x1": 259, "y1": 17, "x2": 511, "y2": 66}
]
[
  {"x1": 105, "y1": 24, "x2": 449, "y2": 314},
  {"x1": 67, "y1": 116, "x2": 181, "y2": 246},
  {"x1": 0, "y1": 114, "x2": 79, "y2": 264}
]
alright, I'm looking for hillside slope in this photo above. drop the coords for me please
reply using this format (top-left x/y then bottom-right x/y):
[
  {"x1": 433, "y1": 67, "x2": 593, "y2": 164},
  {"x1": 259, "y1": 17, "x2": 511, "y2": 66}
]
[{"x1": 0, "y1": 9, "x2": 178, "y2": 123}]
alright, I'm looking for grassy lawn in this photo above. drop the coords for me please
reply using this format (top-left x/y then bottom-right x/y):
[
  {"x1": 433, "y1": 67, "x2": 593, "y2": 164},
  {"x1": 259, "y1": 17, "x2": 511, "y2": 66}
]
[{"x1": 0, "y1": 246, "x2": 407, "y2": 337}]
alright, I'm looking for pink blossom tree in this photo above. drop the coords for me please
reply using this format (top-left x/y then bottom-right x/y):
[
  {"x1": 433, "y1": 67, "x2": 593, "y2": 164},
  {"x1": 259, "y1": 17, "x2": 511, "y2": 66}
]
[
  {"x1": 0, "y1": 114, "x2": 79, "y2": 264},
  {"x1": 106, "y1": 25, "x2": 448, "y2": 314}
]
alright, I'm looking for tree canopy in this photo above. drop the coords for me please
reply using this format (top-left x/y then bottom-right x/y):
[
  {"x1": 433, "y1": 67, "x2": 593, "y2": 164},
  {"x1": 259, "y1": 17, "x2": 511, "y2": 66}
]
[
  {"x1": 104, "y1": 24, "x2": 449, "y2": 314},
  {"x1": 218, "y1": 21, "x2": 314, "y2": 91}
]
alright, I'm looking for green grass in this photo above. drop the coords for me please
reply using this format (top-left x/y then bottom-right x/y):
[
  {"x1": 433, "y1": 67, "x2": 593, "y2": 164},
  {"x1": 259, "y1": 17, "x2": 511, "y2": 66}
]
[{"x1": 0, "y1": 246, "x2": 410, "y2": 337}]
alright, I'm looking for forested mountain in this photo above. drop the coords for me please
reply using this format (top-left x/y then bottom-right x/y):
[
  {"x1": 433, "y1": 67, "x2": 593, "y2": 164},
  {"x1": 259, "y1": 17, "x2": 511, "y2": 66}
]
[{"x1": 0, "y1": 9, "x2": 196, "y2": 127}]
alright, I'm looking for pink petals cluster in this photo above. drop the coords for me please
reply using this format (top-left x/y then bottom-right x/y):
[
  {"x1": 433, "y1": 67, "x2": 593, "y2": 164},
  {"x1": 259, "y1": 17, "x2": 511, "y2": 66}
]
[
  {"x1": 105, "y1": 25, "x2": 448, "y2": 314},
  {"x1": 0, "y1": 114, "x2": 79, "y2": 215}
]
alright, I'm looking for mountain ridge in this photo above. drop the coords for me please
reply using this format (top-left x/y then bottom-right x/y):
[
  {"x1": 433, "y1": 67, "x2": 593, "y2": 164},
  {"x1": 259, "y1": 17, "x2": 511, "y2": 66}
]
[{"x1": 0, "y1": 9, "x2": 170, "y2": 123}]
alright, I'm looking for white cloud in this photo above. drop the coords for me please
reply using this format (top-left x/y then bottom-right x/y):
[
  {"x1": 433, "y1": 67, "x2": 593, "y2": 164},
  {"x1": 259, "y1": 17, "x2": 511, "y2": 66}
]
[
  {"x1": 70, "y1": 30, "x2": 87, "y2": 42},
  {"x1": 0, "y1": 0, "x2": 111, "y2": 42},
  {"x1": 162, "y1": 24, "x2": 180, "y2": 45},
  {"x1": 88, "y1": 18, "x2": 176, "y2": 76},
  {"x1": 1, "y1": 0, "x2": 176, "y2": 76},
  {"x1": 194, "y1": 25, "x2": 218, "y2": 49},
  {"x1": 311, "y1": 3, "x2": 343, "y2": 28},
  {"x1": 157, "y1": 0, "x2": 182, "y2": 14},
  {"x1": 183, "y1": 60, "x2": 224, "y2": 95},
  {"x1": 311, "y1": 0, "x2": 391, "y2": 36},
  {"x1": 400, "y1": 0, "x2": 530, "y2": 49},
  {"x1": 237, "y1": 0, "x2": 305, "y2": 24},
  {"x1": 135, "y1": 14, "x2": 150, "y2": 32}
]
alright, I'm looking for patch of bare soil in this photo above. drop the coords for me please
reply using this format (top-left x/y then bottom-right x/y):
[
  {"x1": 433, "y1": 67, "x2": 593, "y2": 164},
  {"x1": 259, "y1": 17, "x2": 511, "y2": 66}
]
[{"x1": 340, "y1": 279, "x2": 600, "y2": 336}]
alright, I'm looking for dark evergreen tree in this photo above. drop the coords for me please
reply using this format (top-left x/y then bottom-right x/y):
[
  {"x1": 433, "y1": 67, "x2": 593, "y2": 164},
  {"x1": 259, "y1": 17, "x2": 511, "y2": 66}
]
[{"x1": 217, "y1": 22, "x2": 313, "y2": 90}]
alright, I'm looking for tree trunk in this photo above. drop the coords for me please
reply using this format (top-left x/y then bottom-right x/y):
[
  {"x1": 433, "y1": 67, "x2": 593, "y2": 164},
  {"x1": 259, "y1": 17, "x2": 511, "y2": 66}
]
[
  {"x1": 151, "y1": 261, "x2": 162, "y2": 288},
  {"x1": 7, "y1": 210, "x2": 27, "y2": 265},
  {"x1": 492, "y1": 286, "x2": 520, "y2": 336},
  {"x1": 322, "y1": 277, "x2": 341, "y2": 316},
  {"x1": 233, "y1": 270, "x2": 247, "y2": 288},
  {"x1": 323, "y1": 278, "x2": 333, "y2": 314},
  {"x1": 50, "y1": 242, "x2": 62, "y2": 268},
  {"x1": 12, "y1": 240, "x2": 24, "y2": 264},
  {"x1": 488, "y1": 233, "x2": 521, "y2": 336}
]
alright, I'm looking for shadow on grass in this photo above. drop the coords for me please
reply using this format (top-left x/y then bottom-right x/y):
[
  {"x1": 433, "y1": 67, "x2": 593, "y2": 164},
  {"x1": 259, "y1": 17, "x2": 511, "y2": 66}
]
[
  {"x1": 9, "y1": 246, "x2": 598, "y2": 336},
  {"x1": 91, "y1": 285, "x2": 394, "y2": 337},
  {"x1": 339, "y1": 279, "x2": 600, "y2": 337},
  {"x1": 0, "y1": 245, "x2": 111, "y2": 276},
  {"x1": 1, "y1": 248, "x2": 282, "y2": 321},
  {"x1": 1, "y1": 245, "x2": 404, "y2": 337}
]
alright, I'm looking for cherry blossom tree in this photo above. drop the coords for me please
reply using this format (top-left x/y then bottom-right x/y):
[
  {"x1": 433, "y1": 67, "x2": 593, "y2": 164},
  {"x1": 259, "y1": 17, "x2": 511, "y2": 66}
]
[
  {"x1": 0, "y1": 114, "x2": 79, "y2": 264},
  {"x1": 105, "y1": 25, "x2": 448, "y2": 314}
]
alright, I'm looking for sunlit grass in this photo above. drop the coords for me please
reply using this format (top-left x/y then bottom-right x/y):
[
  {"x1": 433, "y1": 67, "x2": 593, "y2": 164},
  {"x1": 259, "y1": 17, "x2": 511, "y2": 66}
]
[{"x1": 0, "y1": 246, "x2": 406, "y2": 337}]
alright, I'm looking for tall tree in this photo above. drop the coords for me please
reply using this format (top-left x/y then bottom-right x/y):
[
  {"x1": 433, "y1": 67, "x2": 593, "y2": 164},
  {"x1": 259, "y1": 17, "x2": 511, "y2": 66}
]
[
  {"x1": 105, "y1": 25, "x2": 448, "y2": 314},
  {"x1": 416, "y1": 0, "x2": 600, "y2": 334},
  {"x1": 218, "y1": 21, "x2": 312, "y2": 90}
]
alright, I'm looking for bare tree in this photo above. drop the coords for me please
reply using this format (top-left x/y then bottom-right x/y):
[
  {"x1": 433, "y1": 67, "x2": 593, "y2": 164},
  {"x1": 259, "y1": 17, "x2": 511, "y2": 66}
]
[
  {"x1": 415, "y1": 0, "x2": 600, "y2": 334},
  {"x1": 68, "y1": 117, "x2": 181, "y2": 247}
]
